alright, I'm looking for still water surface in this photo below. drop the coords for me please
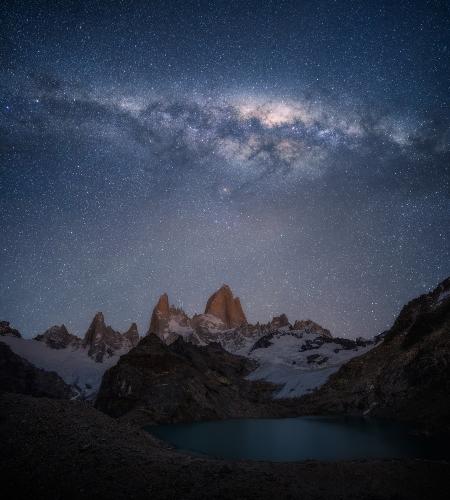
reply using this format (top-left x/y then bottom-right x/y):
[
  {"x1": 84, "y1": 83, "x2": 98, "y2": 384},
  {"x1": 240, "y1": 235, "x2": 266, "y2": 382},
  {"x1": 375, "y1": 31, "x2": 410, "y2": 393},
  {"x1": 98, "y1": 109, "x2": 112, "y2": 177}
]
[{"x1": 147, "y1": 416, "x2": 450, "y2": 462}]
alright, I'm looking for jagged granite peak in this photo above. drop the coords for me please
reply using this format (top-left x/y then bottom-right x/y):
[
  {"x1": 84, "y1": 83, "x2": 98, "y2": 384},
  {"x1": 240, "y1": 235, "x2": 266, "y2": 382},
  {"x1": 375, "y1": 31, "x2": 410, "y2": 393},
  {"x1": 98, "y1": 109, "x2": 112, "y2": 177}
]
[
  {"x1": 148, "y1": 293, "x2": 170, "y2": 336},
  {"x1": 83, "y1": 312, "x2": 137, "y2": 363},
  {"x1": 123, "y1": 322, "x2": 139, "y2": 347},
  {"x1": 292, "y1": 319, "x2": 332, "y2": 338},
  {"x1": 0, "y1": 321, "x2": 21, "y2": 338},
  {"x1": 35, "y1": 324, "x2": 81, "y2": 350},
  {"x1": 147, "y1": 293, "x2": 192, "y2": 344},
  {"x1": 269, "y1": 314, "x2": 290, "y2": 330},
  {"x1": 149, "y1": 293, "x2": 170, "y2": 334},
  {"x1": 204, "y1": 284, "x2": 247, "y2": 329}
]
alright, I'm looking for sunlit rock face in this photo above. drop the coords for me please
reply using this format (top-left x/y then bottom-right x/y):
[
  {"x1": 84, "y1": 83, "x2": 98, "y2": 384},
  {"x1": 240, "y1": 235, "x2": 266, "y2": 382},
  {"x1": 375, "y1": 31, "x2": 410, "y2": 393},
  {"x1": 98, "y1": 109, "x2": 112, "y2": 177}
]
[
  {"x1": 147, "y1": 293, "x2": 192, "y2": 344},
  {"x1": 204, "y1": 284, "x2": 247, "y2": 329},
  {"x1": 148, "y1": 293, "x2": 170, "y2": 335}
]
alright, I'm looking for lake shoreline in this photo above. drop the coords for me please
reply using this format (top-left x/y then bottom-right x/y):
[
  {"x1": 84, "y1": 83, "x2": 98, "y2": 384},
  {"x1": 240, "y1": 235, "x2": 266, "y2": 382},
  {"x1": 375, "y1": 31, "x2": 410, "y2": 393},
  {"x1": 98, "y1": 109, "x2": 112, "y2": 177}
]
[{"x1": 2, "y1": 393, "x2": 449, "y2": 500}]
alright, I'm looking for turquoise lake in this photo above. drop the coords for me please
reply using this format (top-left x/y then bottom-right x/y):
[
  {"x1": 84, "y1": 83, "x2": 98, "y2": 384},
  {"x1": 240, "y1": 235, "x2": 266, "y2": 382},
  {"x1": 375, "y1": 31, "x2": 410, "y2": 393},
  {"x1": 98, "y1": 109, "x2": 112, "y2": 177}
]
[{"x1": 147, "y1": 416, "x2": 450, "y2": 462}]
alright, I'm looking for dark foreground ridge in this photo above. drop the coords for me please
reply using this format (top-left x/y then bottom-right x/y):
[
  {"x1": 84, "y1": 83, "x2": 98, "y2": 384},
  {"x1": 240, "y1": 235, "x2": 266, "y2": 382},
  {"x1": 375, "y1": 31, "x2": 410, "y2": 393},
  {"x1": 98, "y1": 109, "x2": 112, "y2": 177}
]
[
  {"x1": 95, "y1": 333, "x2": 290, "y2": 424},
  {"x1": 0, "y1": 342, "x2": 74, "y2": 399},
  {"x1": 299, "y1": 278, "x2": 450, "y2": 432},
  {"x1": 1, "y1": 393, "x2": 449, "y2": 500}
]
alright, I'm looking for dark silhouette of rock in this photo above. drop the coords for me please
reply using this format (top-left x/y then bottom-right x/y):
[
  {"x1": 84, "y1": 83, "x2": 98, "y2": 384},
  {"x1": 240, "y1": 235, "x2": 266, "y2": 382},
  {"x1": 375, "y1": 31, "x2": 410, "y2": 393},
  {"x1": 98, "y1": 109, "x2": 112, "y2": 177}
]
[
  {"x1": 300, "y1": 277, "x2": 450, "y2": 433},
  {"x1": 35, "y1": 324, "x2": 81, "y2": 349},
  {"x1": 95, "y1": 334, "x2": 278, "y2": 424},
  {"x1": 204, "y1": 284, "x2": 247, "y2": 328},
  {"x1": 0, "y1": 321, "x2": 21, "y2": 338},
  {"x1": 0, "y1": 342, "x2": 74, "y2": 398}
]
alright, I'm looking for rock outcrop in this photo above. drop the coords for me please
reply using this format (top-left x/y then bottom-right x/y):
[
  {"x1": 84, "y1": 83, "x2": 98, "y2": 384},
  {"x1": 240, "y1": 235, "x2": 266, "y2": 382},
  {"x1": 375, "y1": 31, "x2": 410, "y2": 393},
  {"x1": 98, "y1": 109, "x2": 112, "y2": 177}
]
[
  {"x1": 35, "y1": 324, "x2": 81, "y2": 349},
  {"x1": 300, "y1": 277, "x2": 450, "y2": 432},
  {"x1": 147, "y1": 293, "x2": 192, "y2": 343},
  {"x1": 269, "y1": 314, "x2": 290, "y2": 330},
  {"x1": 292, "y1": 319, "x2": 332, "y2": 338},
  {"x1": 0, "y1": 342, "x2": 74, "y2": 399},
  {"x1": 83, "y1": 312, "x2": 139, "y2": 362},
  {"x1": 0, "y1": 321, "x2": 21, "y2": 338},
  {"x1": 95, "y1": 334, "x2": 278, "y2": 424},
  {"x1": 123, "y1": 322, "x2": 139, "y2": 347},
  {"x1": 204, "y1": 284, "x2": 247, "y2": 329},
  {"x1": 148, "y1": 293, "x2": 170, "y2": 334}
]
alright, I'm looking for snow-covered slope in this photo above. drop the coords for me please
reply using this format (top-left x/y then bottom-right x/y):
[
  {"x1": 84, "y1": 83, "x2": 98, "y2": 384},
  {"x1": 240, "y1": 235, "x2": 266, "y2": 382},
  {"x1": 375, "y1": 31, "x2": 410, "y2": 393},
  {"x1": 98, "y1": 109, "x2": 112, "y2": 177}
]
[
  {"x1": 0, "y1": 336, "x2": 122, "y2": 399},
  {"x1": 246, "y1": 329, "x2": 374, "y2": 398}
]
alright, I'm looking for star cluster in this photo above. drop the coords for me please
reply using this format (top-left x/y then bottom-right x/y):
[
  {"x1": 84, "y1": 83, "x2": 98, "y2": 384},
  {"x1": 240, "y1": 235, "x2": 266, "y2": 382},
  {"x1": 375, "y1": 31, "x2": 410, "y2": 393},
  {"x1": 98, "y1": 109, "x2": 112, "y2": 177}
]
[{"x1": 1, "y1": 0, "x2": 449, "y2": 338}]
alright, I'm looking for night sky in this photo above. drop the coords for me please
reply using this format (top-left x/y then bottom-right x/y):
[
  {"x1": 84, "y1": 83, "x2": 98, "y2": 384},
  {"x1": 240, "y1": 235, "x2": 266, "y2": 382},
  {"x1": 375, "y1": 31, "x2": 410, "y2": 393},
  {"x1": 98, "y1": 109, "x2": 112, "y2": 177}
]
[{"x1": 1, "y1": 0, "x2": 449, "y2": 339}]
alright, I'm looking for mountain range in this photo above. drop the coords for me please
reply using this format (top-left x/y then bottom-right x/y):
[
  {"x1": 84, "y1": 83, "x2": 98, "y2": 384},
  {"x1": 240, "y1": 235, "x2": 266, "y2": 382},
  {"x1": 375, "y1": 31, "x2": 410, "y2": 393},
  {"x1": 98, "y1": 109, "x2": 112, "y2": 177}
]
[
  {"x1": 1, "y1": 277, "x2": 449, "y2": 430},
  {"x1": 1, "y1": 275, "x2": 450, "y2": 500},
  {"x1": 0, "y1": 284, "x2": 375, "y2": 400}
]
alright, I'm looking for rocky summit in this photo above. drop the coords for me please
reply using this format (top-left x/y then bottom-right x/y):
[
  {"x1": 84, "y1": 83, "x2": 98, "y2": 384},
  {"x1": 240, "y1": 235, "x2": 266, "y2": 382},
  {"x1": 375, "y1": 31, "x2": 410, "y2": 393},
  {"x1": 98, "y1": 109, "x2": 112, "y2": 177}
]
[
  {"x1": 147, "y1": 293, "x2": 192, "y2": 344},
  {"x1": 204, "y1": 284, "x2": 247, "y2": 328},
  {"x1": 35, "y1": 324, "x2": 82, "y2": 349},
  {"x1": 83, "y1": 312, "x2": 140, "y2": 362}
]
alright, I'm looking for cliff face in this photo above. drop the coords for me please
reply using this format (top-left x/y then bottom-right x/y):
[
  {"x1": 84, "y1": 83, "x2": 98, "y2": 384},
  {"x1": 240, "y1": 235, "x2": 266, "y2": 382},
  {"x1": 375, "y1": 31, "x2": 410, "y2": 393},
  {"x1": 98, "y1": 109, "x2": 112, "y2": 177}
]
[
  {"x1": 204, "y1": 284, "x2": 247, "y2": 328},
  {"x1": 148, "y1": 293, "x2": 171, "y2": 335},
  {"x1": 299, "y1": 277, "x2": 450, "y2": 432}
]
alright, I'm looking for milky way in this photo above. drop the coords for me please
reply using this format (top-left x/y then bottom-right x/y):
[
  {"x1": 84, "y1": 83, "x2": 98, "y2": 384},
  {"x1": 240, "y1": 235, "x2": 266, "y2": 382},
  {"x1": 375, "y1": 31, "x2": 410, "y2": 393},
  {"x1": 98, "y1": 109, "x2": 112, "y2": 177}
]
[{"x1": 1, "y1": 1, "x2": 449, "y2": 338}]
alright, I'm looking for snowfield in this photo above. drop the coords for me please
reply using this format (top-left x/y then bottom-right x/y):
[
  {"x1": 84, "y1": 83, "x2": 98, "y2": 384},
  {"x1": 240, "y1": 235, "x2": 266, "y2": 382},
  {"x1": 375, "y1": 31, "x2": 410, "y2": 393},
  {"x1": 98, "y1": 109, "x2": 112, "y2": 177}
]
[
  {"x1": 0, "y1": 336, "x2": 122, "y2": 399},
  {"x1": 1, "y1": 322, "x2": 375, "y2": 401},
  {"x1": 245, "y1": 330, "x2": 374, "y2": 398}
]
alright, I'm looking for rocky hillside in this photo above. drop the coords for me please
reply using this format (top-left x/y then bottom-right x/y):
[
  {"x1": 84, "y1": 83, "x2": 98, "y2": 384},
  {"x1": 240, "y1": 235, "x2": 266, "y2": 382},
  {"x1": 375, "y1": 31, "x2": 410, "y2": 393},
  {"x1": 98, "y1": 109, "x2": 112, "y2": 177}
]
[
  {"x1": 299, "y1": 277, "x2": 450, "y2": 432},
  {"x1": 0, "y1": 342, "x2": 74, "y2": 399},
  {"x1": 95, "y1": 334, "x2": 281, "y2": 424}
]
